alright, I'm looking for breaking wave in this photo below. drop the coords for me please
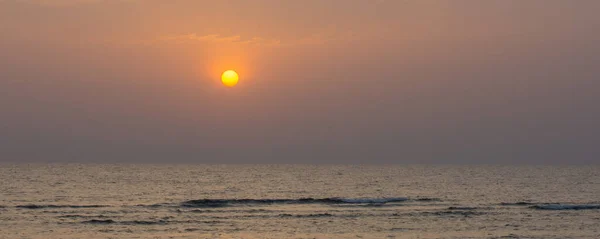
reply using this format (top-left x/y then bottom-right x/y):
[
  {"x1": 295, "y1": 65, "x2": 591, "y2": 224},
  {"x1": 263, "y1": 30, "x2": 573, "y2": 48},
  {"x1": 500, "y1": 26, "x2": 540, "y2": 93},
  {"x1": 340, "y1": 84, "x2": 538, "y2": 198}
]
[{"x1": 181, "y1": 197, "x2": 412, "y2": 208}]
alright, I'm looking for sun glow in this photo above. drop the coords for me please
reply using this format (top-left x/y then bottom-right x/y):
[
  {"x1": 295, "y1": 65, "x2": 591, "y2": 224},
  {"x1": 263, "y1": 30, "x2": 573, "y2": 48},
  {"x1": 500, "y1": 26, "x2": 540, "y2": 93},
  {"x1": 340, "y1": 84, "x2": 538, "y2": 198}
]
[{"x1": 221, "y1": 70, "x2": 239, "y2": 87}]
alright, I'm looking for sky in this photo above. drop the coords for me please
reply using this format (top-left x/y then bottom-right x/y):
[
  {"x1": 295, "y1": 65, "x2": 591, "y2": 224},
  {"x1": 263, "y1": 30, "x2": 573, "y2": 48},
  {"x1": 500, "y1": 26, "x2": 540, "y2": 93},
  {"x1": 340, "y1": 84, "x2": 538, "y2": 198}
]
[{"x1": 1, "y1": 0, "x2": 599, "y2": 164}]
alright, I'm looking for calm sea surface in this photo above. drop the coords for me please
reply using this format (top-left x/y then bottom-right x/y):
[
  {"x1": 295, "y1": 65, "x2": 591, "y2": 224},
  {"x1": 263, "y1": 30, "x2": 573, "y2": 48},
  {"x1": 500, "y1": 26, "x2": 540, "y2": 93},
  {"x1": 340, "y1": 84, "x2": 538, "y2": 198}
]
[{"x1": 0, "y1": 164, "x2": 599, "y2": 239}]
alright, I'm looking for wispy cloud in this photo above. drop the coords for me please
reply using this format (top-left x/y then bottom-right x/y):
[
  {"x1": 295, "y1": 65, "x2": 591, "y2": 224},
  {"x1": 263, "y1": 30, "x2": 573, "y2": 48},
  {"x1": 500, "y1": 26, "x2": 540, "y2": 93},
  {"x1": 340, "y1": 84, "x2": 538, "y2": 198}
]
[
  {"x1": 157, "y1": 32, "x2": 352, "y2": 48},
  {"x1": 159, "y1": 34, "x2": 282, "y2": 47}
]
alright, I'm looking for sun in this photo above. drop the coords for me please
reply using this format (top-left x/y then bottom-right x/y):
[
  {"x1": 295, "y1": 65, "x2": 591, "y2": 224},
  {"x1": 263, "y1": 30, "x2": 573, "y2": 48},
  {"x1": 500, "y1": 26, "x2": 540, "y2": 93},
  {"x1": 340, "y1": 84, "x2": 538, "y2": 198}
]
[{"x1": 221, "y1": 70, "x2": 239, "y2": 87}]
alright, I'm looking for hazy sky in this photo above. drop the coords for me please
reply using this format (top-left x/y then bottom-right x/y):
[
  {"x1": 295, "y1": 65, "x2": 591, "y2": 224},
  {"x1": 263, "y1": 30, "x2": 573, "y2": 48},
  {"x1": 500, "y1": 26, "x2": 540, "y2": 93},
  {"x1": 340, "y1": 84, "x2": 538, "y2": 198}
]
[{"x1": 1, "y1": 0, "x2": 599, "y2": 164}]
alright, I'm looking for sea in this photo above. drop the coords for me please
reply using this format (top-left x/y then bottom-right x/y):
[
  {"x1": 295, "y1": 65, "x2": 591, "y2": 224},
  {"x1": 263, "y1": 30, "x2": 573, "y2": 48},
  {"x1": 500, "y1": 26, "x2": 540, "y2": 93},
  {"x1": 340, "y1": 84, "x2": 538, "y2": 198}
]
[{"x1": 0, "y1": 164, "x2": 599, "y2": 239}]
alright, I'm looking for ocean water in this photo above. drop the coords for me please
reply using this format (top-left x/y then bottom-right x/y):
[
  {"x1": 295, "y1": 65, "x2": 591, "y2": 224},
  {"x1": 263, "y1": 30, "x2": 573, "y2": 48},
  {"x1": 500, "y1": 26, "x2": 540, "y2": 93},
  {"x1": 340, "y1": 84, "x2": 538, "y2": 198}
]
[{"x1": 0, "y1": 164, "x2": 599, "y2": 239}]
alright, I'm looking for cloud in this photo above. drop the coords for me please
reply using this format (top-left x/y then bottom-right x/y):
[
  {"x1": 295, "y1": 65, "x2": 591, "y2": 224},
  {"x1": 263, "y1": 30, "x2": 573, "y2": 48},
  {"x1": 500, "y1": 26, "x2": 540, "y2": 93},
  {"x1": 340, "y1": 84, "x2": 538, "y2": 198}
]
[
  {"x1": 158, "y1": 34, "x2": 281, "y2": 47},
  {"x1": 157, "y1": 33, "x2": 352, "y2": 48}
]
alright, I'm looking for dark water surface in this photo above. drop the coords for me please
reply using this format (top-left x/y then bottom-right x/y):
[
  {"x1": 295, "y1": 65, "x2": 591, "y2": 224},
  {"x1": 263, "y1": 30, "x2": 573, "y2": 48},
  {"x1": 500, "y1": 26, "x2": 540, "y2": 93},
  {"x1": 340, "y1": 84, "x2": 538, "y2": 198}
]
[{"x1": 1, "y1": 164, "x2": 599, "y2": 238}]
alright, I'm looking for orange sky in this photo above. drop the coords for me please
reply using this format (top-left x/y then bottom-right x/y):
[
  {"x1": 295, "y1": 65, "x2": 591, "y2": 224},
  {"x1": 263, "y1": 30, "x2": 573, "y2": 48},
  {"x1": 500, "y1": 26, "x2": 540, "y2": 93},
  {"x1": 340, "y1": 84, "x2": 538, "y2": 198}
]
[{"x1": 1, "y1": 0, "x2": 599, "y2": 163}]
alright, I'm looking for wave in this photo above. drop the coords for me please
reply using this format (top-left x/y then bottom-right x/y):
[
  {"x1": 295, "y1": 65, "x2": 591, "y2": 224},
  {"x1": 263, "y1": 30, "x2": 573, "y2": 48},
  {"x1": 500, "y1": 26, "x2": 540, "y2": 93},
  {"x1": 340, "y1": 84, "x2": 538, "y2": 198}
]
[
  {"x1": 82, "y1": 219, "x2": 116, "y2": 224},
  {"x1": 17, "y1": 204, "x2": 108, "y2": 209},
  {"x1": 82, "y1": 219, "x2": 168, "y2": 225},
  {"x1": 419, "y1": 210, "x2": 484, "y2": 217},
  {"x1": 414, "y1": 198, "x2": 441, "y2": 202},
  {"x1": 58, "y1": 214, "x2": 113, "y2": 219},
  {"x1": 500, "y1": 202, "x2": 600, "y2": 210},
  {"x1": 500, "y1": 202, "x2": 535, "y2": 206},
  {"x1": 185, "y1": 209, "x2": 274, "y2": 214},
  {"x1": 447, "y1": 206, "x2": 478, "y2": 210},
  {"x1": 530, "y1": 204, "x2": 600, "y2": 210},
  {"x1": 336, "y1": 197, "x2": 409, "y2": 204},
  {"x1": 279, "y1": 213, "x2": 334, "y2": 218},
  {"x1": 180, "y1": 197, "x2": 410, "y2": 208},
  {"x1": 125, "y1": 220, "x2": 168, "y2": 225}
]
